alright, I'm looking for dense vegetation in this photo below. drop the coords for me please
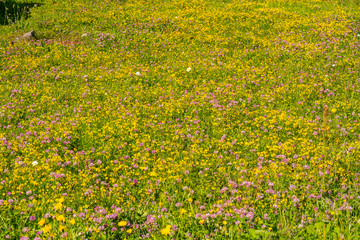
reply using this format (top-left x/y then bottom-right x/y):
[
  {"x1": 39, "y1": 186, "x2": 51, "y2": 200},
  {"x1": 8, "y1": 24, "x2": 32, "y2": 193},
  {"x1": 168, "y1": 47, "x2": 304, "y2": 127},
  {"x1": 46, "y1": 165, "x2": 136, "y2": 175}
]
[{"x1": 1, "y1": 0, "x2": 360, "y2": 239}]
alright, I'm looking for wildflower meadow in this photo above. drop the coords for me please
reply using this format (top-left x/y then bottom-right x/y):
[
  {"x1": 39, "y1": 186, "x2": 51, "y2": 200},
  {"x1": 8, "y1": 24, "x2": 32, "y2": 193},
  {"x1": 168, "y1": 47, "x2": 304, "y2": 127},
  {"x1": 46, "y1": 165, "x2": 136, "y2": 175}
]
[{"x1": 1, "y1": 0, "x2": 360, "y2": 239}]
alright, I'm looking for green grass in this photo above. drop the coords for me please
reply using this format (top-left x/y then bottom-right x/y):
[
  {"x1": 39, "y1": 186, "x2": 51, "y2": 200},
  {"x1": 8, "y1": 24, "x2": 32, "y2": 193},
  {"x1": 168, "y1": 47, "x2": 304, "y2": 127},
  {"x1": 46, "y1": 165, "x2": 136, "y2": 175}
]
[{"x1": 1, "y1": 0, "x2": 360, "y2": 239}]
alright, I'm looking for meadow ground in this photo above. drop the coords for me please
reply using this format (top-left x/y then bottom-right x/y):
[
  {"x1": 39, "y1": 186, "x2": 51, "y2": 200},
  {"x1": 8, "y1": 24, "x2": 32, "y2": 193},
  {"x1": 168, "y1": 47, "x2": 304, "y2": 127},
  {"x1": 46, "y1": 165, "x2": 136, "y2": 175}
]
[{"x1": 1, "y1": 0, "x2": 360, "y2": 239}]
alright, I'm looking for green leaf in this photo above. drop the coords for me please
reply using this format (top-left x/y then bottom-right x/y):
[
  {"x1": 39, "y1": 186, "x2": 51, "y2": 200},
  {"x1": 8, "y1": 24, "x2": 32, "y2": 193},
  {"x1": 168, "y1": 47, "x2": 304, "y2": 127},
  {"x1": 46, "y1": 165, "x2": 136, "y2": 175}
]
[
  {"x1": 315, "y1": 221, "x2": 324, "y2": 230},
  {"x1": 141, "y1": 211, "x2": 148, "y2": 218},
  {"x1": 100, "y1": 233, "x2": 107, "y2": 240},
  {"x1": 326, "y1": 223, "x2": 331, "y2": 234},
  {"x1": 306, "y1": 225, "x2": 316, "y2": 234},
  {"x1": 334, "y1": 226, "x2": 341, "y2": 234},
  {"x1": 254, "y1": 229, "x2": 271, "y2": 237},
  {"x1": 135, "y1": 210, "x2": 148, "y2": 219},
  {"x1": 248, "y1": 228, "x2": 257, "y2": 238}
]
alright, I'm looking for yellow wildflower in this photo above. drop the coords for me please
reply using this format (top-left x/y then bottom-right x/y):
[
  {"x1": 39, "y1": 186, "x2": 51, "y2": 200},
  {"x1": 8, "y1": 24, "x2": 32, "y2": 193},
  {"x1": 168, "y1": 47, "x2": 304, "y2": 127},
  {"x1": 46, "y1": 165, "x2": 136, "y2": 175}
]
[
  {"x1": 56, "y1": 215, "x2": 66, "y2": 222},
  {"x1": 160, "y1": 225, "x2": 171, "y2": 235},
  {"x1": 55, "y1": 202, "x2": 63, "y2": 210},
  {"x1": 42, "y1": 224, "x2": 52, "y2": 233},
  {"x1": 180, "y1": 208, "x2": 187, "y2": 215},
  {"x1": 118, "y1": 221, "x2": 127, "y2": 227},
  {"x1": 59, "y1": 225, "x2": 66, "y2": 232},
  {"x1": 38, "y1": 219, "x2": 46, "y2": 226}
]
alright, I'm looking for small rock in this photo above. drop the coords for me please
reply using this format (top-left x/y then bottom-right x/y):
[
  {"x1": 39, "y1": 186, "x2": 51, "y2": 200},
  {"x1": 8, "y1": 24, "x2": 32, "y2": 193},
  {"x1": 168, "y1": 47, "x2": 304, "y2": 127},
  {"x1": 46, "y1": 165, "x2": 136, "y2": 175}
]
[
  {"x1": 81, "y1": 33, "x2": 90, "y2": 38},
  {"x1": 22, "y1": 30, "x2": 36, "y2": 40}
]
